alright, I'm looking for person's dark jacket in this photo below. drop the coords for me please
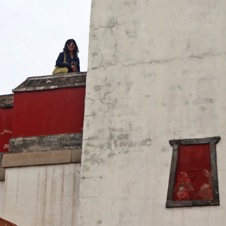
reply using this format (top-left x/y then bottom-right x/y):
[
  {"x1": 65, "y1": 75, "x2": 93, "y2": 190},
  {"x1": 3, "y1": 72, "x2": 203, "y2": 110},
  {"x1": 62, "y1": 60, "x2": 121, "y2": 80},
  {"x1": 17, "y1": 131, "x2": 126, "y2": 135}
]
[{"x1": 55, "y1": 52, "x2": 80, "y2": 72}]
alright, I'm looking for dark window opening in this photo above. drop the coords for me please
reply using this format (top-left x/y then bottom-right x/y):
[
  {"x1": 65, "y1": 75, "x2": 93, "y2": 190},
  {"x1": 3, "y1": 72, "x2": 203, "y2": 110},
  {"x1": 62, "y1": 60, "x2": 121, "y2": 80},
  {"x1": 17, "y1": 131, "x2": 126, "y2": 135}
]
[{"x1": 166, "y1": 136, "x2": 220, "y2": 208}]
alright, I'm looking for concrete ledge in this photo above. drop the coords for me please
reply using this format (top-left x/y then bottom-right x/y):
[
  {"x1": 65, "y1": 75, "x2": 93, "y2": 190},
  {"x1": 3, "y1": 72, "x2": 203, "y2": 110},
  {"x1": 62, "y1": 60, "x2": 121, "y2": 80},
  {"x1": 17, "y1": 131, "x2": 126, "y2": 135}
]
[
  {"x1": 71, "y1": 150, "x2": 82, "y2": 163},
  {"x1": 13, "y1": 72, "x2": 86, "y2": 92},
  {"x1": 2, "y1": 149, "x2": 81, "y2": 168},
  {"x1": 0, "y1": 94, "x2": 14, "y2": 108},
  {"x1": 0, "y1": 168, "x2": 5, "y2": 181},
  {"x1": 9, "y1": 133, "x2": 82, "y2": 152}
]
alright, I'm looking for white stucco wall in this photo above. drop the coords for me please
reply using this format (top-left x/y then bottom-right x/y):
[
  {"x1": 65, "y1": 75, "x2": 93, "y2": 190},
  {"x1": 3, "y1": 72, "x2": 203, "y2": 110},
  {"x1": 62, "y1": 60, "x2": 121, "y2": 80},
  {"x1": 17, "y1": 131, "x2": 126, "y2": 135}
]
[
  {"x1": 0, "y1": 181, "x2": 4, "y2": 215},
  {"x1": 78, "y1": 0, "x2": 226, "y2": 226},
  {"x1": 2, "y1": 164, "x2": 80, "y2": 226}
]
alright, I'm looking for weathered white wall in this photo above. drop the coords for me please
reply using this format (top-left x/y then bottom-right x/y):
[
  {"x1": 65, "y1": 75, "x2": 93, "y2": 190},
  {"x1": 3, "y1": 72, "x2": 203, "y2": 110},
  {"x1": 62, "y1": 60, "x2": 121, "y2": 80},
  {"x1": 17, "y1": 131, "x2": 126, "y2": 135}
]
[
  {"x1": 2, "y1": 164, "x2": 80, "y2": 226},
  {"x1": 78, "y1": 0, "x2": 226, "y2": 225},
  {"x1": 0, "y1": 181, "x2": 4, "y2": 215}
]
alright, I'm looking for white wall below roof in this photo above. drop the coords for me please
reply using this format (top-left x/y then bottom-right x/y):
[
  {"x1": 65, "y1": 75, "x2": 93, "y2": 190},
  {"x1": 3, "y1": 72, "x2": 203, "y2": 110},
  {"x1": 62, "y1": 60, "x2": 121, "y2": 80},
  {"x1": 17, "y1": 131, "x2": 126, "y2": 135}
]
[
  {"x1": 0, "y1": 181, "x2": 4, "y2": 215},
  {"x1": 78, "y1": 0, "x2": 226, "y2": 225},
  {"x1": 2, "y1": 163, "x2": 80, "y2": 226}
]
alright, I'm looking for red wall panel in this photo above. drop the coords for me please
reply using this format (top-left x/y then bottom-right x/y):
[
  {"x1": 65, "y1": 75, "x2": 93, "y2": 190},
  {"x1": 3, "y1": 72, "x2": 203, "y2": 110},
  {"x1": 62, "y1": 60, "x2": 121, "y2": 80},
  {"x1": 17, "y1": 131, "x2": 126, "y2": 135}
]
[
  {"x1": 0, "y1": 108, "x2": 13, "y2": 152},
  {"x1": 173, "y1": 144, "x2": 213, "y2": 201},
  {"x1": 12, "y1": 87, "x2": 85, "y2": 138}
]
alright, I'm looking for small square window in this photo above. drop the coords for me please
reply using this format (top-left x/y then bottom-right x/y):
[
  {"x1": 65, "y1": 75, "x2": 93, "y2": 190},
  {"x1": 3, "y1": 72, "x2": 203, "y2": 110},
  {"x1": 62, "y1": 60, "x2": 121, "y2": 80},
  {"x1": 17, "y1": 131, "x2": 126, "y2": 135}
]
[{"x1": 166, "y1": 136, "x2": 220, "y2": 208}]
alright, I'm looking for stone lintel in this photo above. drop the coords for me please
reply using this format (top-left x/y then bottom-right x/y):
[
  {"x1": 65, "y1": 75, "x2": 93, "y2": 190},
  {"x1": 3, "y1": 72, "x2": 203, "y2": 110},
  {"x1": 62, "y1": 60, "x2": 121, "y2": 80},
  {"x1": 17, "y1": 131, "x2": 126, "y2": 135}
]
[
  {"x1": 2, "y1": 149, "x2": 81, "y2": 168},
  {"x1": 9, "y1": 133, "x2": 82, "y2": 152}
]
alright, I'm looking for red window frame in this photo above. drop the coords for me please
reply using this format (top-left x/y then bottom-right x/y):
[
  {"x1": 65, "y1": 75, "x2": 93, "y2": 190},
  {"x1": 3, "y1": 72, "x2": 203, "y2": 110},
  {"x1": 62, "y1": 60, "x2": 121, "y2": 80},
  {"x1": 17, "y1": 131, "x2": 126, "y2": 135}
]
[{"x1": 166, "y1": 137, "x2": 220, "y2": 208}]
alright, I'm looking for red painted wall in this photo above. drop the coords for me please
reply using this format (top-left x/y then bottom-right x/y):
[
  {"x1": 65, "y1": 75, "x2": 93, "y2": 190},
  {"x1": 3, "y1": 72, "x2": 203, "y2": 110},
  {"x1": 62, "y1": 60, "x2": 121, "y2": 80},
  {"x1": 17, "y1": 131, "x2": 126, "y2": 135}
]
[
  {"x1": 0, "y1": 108, "x2": 13, "y2": 152},
  {"x1": 12, "y1": 87, "x2": 85, "y2": 138},
  {"x1": 0, "y1": 217, "x2": 17, "y2": 226},
  {"x1": 173, "y1": 144, "x2": 213, "y2": 201}
]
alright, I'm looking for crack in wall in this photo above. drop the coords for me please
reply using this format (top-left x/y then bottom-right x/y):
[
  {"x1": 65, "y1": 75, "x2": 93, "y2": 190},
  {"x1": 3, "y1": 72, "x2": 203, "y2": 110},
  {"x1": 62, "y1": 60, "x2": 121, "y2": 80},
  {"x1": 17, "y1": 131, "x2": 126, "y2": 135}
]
[
  {"x1": 90, "y1": 51, "x2": 226, "y2": 70},
  {"x1": 99, "y1": 88, "x2": 115, "y2": 104},
  {"x1": 91, "y1": 17, "x2": 118, "y2": 31}
]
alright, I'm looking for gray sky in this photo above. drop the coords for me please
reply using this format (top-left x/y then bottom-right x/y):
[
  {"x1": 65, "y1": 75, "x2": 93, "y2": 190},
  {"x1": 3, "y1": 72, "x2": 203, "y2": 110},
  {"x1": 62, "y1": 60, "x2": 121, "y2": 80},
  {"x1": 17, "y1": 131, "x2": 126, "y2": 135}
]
[{"x1": 0, "y1": 0, "x2": 91, "y2": 95}]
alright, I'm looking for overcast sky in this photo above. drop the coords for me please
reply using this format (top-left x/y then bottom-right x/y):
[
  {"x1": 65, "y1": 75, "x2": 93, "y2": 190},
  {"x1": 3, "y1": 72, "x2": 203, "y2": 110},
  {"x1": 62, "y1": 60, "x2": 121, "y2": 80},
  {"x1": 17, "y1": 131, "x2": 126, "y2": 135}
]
[{"x1": 0, "y1": 0, "x2": 91, "y2": 95}]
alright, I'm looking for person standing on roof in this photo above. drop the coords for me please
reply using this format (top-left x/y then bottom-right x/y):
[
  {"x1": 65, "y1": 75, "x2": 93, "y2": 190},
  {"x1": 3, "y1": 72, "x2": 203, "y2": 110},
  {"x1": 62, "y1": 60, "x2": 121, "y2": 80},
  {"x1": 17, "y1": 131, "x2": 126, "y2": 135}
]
[{"x1": 53, "y1": 39, "x2": 80, "y2": 74}]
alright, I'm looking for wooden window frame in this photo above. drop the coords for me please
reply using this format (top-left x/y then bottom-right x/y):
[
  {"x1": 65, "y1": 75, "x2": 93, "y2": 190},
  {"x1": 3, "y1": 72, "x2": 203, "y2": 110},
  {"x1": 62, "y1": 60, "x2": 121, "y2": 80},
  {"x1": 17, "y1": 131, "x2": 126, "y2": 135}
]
[{"x1": 166, "y1": 136, "x2": 220, "y2": 208}]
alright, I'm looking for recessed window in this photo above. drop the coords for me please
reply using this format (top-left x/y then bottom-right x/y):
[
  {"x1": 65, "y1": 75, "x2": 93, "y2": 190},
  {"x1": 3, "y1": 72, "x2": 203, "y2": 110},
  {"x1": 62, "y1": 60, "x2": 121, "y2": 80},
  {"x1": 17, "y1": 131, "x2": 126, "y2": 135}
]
[{"x1": 166, "y1": 136, "x2": 220, "y2": 208}]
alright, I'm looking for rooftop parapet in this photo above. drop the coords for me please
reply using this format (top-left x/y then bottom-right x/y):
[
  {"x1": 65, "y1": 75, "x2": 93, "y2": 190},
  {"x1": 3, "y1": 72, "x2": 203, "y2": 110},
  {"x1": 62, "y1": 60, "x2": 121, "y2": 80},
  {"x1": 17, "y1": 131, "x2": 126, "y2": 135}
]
[
  {"x1": 9, "y1": 72, "x2": 86, "y2": 153},
  {"x1": 13, "y1": 72, "x2": 86, "y2": 92},
  {"x1": 0, "y1": 94, "x2": 13, "y2": 108}
]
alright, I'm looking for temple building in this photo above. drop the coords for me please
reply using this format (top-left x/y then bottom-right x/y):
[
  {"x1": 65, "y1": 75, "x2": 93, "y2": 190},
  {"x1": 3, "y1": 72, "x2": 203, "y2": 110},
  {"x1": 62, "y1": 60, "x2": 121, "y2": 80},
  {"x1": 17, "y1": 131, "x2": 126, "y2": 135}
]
[{"x1": 0, "y1": 0, "x2": 226, "y2": 225}]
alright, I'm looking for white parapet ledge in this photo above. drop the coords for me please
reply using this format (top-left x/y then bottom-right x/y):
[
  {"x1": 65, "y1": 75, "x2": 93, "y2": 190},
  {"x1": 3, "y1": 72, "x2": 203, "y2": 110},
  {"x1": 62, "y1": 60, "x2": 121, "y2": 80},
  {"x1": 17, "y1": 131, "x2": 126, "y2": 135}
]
[{"x1": 2, "y1": 149, "x2": 81, "y2": 168}]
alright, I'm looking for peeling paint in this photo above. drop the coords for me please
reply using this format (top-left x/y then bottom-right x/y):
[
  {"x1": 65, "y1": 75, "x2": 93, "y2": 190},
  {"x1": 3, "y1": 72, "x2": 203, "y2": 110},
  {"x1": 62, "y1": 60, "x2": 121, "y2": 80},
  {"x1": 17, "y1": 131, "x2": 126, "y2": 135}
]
[
  {"x1": 174, "y1": 169, "x2": 213, "y2": 201},
  {"x1": 0, "y1": 130, "x2": 12, "y2": 135},
  {"x1": 3, "y1": 144, "x2": 9, "y2": 150},
  {"x1": 199, "y1": 183, "x2": 213, "y2": 199},
  {"x1": 175, "y1": 171, "x2": 194, "y2": 200}
]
